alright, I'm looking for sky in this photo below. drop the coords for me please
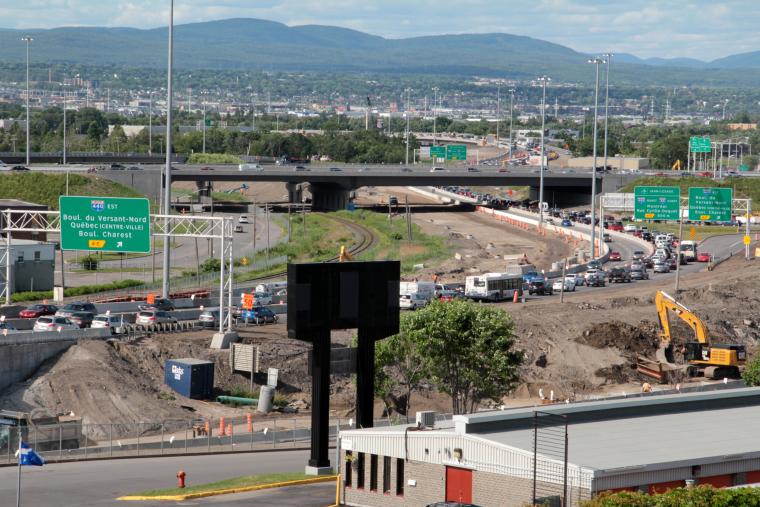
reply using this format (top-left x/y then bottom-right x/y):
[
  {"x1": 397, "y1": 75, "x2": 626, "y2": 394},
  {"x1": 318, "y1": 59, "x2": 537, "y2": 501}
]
[{"x1": 2, "y1": 0, "x2": 759, "y2": 61}]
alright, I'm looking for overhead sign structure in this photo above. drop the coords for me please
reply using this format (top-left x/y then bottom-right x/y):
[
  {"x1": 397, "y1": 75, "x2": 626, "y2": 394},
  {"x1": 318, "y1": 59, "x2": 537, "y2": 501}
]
[
  {"x1": 634, "y1": 186, "x2": 680, "y2": 221},
  {"x1": 688, "y1": 187, "x2": 733, "y2": 222},
  {"x1": 689, "y1": 136, "x2": 711, "y2": 153},
  {"x1": 430, "y1": 146, "x2": 446, "y2": 159},
  {"x1": 59, "y1": 196, "x2": 151, "y2": 253},
  {"x1": 446, "y1": 144, "x2": 467, "y2": 161}
]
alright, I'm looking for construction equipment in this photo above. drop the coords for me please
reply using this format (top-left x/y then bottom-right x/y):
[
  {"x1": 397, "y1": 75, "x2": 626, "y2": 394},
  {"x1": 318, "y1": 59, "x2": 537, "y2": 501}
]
[
  {"x1": 225, "y1": 184, "x2": 249, "y2": 194},
  {"x1": 338, "y1": 245, "x2": 354, "y2": 262},
  {"x1": 637, "y1": 291, "x2": 746, "y2": 382},
  {"x1": 671, "y1": 159, "x2": 682, "y2": 171}
]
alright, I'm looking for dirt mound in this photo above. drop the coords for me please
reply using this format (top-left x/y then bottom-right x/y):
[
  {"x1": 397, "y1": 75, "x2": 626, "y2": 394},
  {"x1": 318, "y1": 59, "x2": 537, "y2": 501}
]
[{"x1": 576, "y1": 321, "x2": 661, "y2": 358}]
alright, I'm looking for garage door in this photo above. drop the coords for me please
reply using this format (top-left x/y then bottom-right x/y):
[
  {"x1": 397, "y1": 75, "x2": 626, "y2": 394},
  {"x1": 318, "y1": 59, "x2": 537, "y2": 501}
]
[{"x1": 446, "y1": 467, "x2": 473, "y2": 503}]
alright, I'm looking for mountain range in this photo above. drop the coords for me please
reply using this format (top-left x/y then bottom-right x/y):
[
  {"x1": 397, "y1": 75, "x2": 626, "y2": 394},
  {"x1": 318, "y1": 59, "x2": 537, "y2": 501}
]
[{"x1": 1, "y1": 18, "x2": 760, "y2": 83}]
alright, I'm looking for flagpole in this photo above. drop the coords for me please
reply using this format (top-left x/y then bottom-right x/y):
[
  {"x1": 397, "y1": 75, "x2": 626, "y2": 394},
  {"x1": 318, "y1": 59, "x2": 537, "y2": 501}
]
[{"x1": 16, "y1": 436, "x2": 21, "y2": 507}]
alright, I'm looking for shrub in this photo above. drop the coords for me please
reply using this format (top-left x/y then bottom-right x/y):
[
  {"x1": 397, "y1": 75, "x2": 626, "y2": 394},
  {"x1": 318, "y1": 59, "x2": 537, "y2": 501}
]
[
  {"x1": 80, "y1": 254, "x2": 99, "y2": 271},
  {"x1": 742, "y1": 354, "x2": 760, "y2": 387},
  {"x1": 581, "y1": 486, "x2": 760, "y2": 506}
]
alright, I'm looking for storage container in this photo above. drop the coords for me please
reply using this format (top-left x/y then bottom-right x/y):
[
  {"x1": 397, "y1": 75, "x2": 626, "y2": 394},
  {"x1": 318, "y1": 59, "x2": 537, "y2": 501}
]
[{"x1": 164, "y1": 358, "x2": 214, "y2": 399}]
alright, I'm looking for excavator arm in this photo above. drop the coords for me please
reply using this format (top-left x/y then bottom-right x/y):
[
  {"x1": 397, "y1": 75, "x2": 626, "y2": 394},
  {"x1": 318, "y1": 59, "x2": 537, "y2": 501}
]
[
  {"x1": 656, "y1": 290, "x2": 710, "y2": 345},
  {"x1": 339, "y1": 245, "x2": 354, "y2": 262}
]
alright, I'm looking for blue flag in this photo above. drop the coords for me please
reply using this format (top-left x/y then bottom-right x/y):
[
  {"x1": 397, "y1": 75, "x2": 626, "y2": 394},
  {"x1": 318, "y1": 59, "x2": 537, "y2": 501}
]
[{"x1": 19, "y1": 442, "x2": 45, "y2": 466}]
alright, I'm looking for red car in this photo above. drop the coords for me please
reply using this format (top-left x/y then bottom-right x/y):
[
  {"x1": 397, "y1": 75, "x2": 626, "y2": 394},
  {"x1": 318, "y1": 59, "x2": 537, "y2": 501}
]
[
  {"x1": 608, "y1": 222, "x2": 624, "y2": 232},
  {"x1": 697, "y1": 252, "x2": 712, "y2": 262},
  {"x1": 609, "y1": 251, "x2": 622, "y2": 261},
  {"x1": 19, "y1": 304, "x2": 58, "y2": 319},
  {"x1": 698, "y1": 171, "x2": 712, "y2": 177}
]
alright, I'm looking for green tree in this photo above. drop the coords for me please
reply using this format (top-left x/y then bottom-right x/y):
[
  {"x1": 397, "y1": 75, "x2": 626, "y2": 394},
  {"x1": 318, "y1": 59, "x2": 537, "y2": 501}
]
[
  {"x1": 742, "y1": 354, "x2": 760, "y2": 386},
  {"x1": 743, "y1": 154, "x2": 759, "y2": 171},
  {"x1": 397, "y1": 300, "x2": 523, "y2": 415},
  {"x1": 649, "y1": 133, "x2": 689, "y2": 170},
  {"x1": 374, "y1": 330, "x2": 426, "y2": 419}
]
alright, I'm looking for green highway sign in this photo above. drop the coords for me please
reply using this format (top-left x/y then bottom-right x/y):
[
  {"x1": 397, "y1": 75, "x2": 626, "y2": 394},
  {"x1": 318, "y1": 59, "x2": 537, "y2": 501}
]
[
  {"x1": 59, "y1": 196, "x2": 151, "y2": 253},
  {"x1": 430, "y1": 146, "x2": 446, "y2": 159},
  {"x1": 689, "y1": 136, "x2": 711, "y2": 153},
  {"x1": 446, "y1": 144, "x2": 467, "y2": 161},
  {"x1": 634, "y1": 186, "x2": 680, "y2": 221},
  {"x1": 688, "y1": 187, "x2": 733, "y2": 222}
]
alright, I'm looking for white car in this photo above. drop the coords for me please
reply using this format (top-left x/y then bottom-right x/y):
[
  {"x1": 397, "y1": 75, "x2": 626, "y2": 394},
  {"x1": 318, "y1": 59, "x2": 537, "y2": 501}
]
[
  {"x1": 552, "y1": 278, "x2": 576, "y2": 292},
  {"x1": 238, "y1": 163, "x2": 263, "y2": 171},
  {"x1": 399, "y1": 293, "x2": 428, "y2": 310},
  {"x1": 564, "y1": 273, "x2": 585, "y2": 287},
  {"x1": 623, "y1": 224, "x2": 638, "y2": 233},
  {"x1": 253, "y1": 291, "x2": 272, "y2": 305},
  {"x1": 91, "y1": 314, "x2": 124, "y2": 331},
  {"x1": 238, "y1": 215, "x2": 249, "y2": 224},
  {"x1": 585, "y1": 268, "x2": 605, "y2": 281},
  {"x1": 33, "y1": 316, "x2": 78, "y2": 332}
]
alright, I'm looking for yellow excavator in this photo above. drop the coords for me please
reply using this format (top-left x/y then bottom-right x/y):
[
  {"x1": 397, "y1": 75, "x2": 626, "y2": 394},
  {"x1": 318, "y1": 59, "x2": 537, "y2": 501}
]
[
  {"x1": 637, "y1": 291, "x2": 746, "y2": 382},
  {"x1": 338, "y1": 245, "x2": 354, "y2": 262}
]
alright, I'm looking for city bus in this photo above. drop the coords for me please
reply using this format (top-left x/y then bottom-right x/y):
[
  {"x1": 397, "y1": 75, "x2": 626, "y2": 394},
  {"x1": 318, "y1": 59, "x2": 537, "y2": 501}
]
[{"x1": 465, "y1": 273, "x2": 523, "y2": 302}]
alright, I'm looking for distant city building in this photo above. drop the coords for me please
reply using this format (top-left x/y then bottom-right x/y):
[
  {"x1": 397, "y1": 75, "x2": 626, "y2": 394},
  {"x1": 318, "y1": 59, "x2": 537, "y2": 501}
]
[{"x1": 728, "y1": 123, "x2": 757, "y2": 131}]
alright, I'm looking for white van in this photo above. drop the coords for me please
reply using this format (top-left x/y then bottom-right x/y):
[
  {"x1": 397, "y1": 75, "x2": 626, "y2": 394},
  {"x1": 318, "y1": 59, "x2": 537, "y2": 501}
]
[
  {"x1": 399, "y1": 281, "x2": 435, "y2": 300},
  {"x1": 255, "y1": 281, "x2": 287, "y2": 294},
  {"x1": 239, "y1": 163, "x2": 263, "y2": 171},
  {"x1": 680, "y1": 240, "x2": 698, "y2": 261}
]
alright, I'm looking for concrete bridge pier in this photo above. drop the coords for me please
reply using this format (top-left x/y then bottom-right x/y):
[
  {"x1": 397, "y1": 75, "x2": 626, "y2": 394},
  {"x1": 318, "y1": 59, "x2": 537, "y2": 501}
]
[
  {"x1": 286, "y1": 182, "x2": 304, "y2": 204},
  {"x1": 309, "y1": 182, "x2": 351, "y2": 211}
]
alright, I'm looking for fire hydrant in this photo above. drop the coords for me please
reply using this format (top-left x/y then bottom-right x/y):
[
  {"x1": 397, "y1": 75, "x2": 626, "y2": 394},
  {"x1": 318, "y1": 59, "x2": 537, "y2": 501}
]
[{"x1": 177, "y1": 470, "x2": 186, "y2": 489}]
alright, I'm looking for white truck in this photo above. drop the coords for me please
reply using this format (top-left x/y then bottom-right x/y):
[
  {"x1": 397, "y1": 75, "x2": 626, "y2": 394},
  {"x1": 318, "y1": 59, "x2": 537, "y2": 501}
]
[{"x1": 399, "y1": 281, "x2": 436, "y2": 300}]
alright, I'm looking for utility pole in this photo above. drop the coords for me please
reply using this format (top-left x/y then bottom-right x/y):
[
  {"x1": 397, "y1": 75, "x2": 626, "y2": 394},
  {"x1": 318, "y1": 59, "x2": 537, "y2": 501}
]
[
  {"x1": 22, "y1": 36, "x2": 33, "y2": 167},
  {"x1": 538, "y1": 76, "x2": 550, "y2": 227},
  {"x1": 404, "y1": 88, "x2": 412, "y2": 165},
  {"x1": 588, "y1": 57, "x2": 605, "y2": 259},
  {"x1": 496, "y1": 83, "x2": 501, "y2": 157},
  {"x1": 202, "y1": 95, "x2": 206, "y2": 154},
  {"x1": 161, "y1": 0, "x2": 174, "y2": 299}
]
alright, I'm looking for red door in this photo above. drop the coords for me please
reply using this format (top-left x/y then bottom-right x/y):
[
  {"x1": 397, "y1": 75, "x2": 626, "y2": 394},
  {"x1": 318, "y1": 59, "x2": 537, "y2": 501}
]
[{"x1": 446, "y1": 467, "x2": 473, "y2": 503}]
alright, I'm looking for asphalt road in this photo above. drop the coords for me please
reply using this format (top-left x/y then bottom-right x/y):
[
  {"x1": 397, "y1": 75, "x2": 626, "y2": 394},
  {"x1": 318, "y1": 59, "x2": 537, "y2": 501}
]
[{"x1": 0, "y1": 450, "x2": 322, "y2": 506}]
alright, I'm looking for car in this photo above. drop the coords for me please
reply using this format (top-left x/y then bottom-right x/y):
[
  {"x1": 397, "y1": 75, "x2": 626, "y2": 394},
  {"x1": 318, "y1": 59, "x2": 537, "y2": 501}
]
[
  {"x1": 653, "y1": 261, "x2": 670, "y2": 273},
  {"x1": 603, "y1": 233, "x2": 612, "y2": 242},
  {"x1": 126, "y1": 165, "x2": 142, "y2": 171},
  {"x1": 698, "y1": 171, "x2": 712, "y2": 177},
  {"x1": 623, "y1": 224, "x2": 638, "y2": 233},
  {"x1": 425, "y1": 503, "x2": 482, "y2": 507},
  {"x1": 389, "y1": 196, "x2": 399, "y2": 206},
  {"x1": 200, "y1": 166, "x2": 214, "y2": 171},
  {"x1": 528, "y1": 278, "x2": 553, "y2": 295},
  {"x1": 329, "y1": 167, "x2": 342, "y2": 172},
  {"x1": 139, "y1": 298, "x2": 175, "y2": 312},
  {"x1": 294, "y1": 166, "x2": 310, "y2": 172},
  {"x1": 564, "y1": 273, "x2": 585, "y2": 287},
  {"x1": 238, "y1": 215, "x2": 250, "y2": 224},
  {"x1": 587, "y1": 260, "x2": 603, "y2": 270},
  {"x1": 33, "y1": 316, "x2": 78, "y2": 332},
  {"x1": 241, "y1": 306, "x2": 278, "y2": 325},
  {"x1": 399, "y1": 293, "x2": 428, "y2": 310},
  {"x1": 437, "y1": 290, "x2": 461, "y2": 302},
  {"x1": 467, "y1": 167, "x2": 479, "y2": 172},
  {"x1": 697, "y1": 252, "x2": 712, "y2": 262},
  {"x1": 552, "y1": 278, "x2": 576, "y2": 292},
  {"x1": 198, "y1": 310, "x2": 221, "y2": 328},
  {"x1": 609, "y1": 267, "x2": 632, "y2": 283},
  {"x1": 56, "y1": 302, "x2": 98, "y2": 319},
  {"x1": 91, "y1": 314, "x2": 125, "y2": 332},
  {"x1": 19, "y1": 304, "x2": 58, "y2": 319},
  {"x1": 609, "y1": 251, "x2": 622, "y2": 262},
  {"x1": 430, "y1": 167, "x2": 445, "y2": 173},
  {"x1": 68, "y1": 311, "x2": 94, "y2": 328},
  {"x1": 110, "y1": 163, "x2": 125, "y2": 170},
  {"x1": 11, "y1": 165, "x2": 30, "y2": 171},
  {"x1": 252, "y1": 291, "x2": 273, "y2": 306},
  {"x1": 630, "y1": 267, "x2": 649, "y2": 280},
  {"x1": 239, "y1": 163, "x2": 263, "y2": 171},
  {"x1": 234, "y1": 225, "x2": 244, "y2": 233},
  {"x1": 585, "y1": 273, "x2": 606, "y2": 287},
  {"x1": 632, "y1": 250, "x2": 646, "y2": 261},
  {"x1": 136, "y1": 310, "x2": 177, "y2": 325},
  {"x1": 498, "y1": 168, "x2": 509, "y2": 173},
  {"x1": 607, "y1": 222, "x2": 624, "y2": 232},
  {"x1": 561, "y1": 219, "x2": 572, "y2": 227}
]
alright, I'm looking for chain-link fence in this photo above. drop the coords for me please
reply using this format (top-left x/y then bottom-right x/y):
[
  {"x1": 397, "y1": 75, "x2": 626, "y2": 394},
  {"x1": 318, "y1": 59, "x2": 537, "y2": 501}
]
[{"x1": 0, "y1": 413, "x2": 452, "y2": 464}]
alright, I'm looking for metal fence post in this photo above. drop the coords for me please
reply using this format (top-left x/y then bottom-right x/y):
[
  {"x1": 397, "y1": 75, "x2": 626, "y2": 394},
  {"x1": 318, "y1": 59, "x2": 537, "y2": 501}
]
[
  {"x1": 161, "y1": 424, "x2": 164, "y2": 455},
  {"x1": 109, "y1": 424, "x2": 113, "y2": 458},
  {"x1": 59, "y1": 423, "x2": 63, "y2": 461},
  {"x1": 137, "y1": 423, "x2": 140, "y2": 456},
  {"x1": 293, "y1": 418, "x2": 296, "y2": 448},
  {"x1": 273, "y1": 418, "x2": 277, "y2": 448}
]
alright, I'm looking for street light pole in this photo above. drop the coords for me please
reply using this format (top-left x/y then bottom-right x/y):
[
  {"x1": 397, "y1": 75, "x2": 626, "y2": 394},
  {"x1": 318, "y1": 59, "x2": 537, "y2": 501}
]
[
  {"x1": 588, "y1": 57, "x2": 605, "y2": 259},
  {"x1": 161, "y1": 0, "x2": 174, "y2": 299},
  {"x1": 432, "y1": 87, "x2": 439, "y2": 146},
  {"x1": 22, "y1": 36, "x2": 33, "y2": 167},
  {"x1": 509, "y1": 88, "x2": 515, "y2": 163},
  {"x1": 496, "y1": 83, "x2": 501, "y2": 158},
  {"x1": 404, "y1": 87, "x2": 412, "y2": 166},
  {"x1": 538, "y1": 76, "x2": 550, "y2": 227},
  {"x1": 148, "y1": 91, "x2": 153, "y2": 155},
  {"x1": 62, "y1": 87, "x2": 67, "y2": 165},
  {"x1": 202, "y1": 95, "x2": 206, "y2": 154},
  {"x1": 602, "y1": 53, "x2": 613, "y2": 174}
]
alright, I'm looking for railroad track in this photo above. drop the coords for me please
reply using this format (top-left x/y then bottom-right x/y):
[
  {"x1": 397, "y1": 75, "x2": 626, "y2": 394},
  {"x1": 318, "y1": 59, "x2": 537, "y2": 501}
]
[{"x1": 233, "y1": 214, "x2": 379, "y2": 291}]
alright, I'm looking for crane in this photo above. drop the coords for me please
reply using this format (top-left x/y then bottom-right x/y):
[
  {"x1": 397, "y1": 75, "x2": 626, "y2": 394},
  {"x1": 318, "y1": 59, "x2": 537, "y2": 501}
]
[{"x1": 638, "y1": 291, "x2": 746, "y2": 381}]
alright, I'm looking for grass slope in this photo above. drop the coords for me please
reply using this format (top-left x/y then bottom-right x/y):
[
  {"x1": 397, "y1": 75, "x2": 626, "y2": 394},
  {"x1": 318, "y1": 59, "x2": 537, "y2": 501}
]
[{"x1": 0, "y1": 173, "x2": 142, "y2": 209}]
